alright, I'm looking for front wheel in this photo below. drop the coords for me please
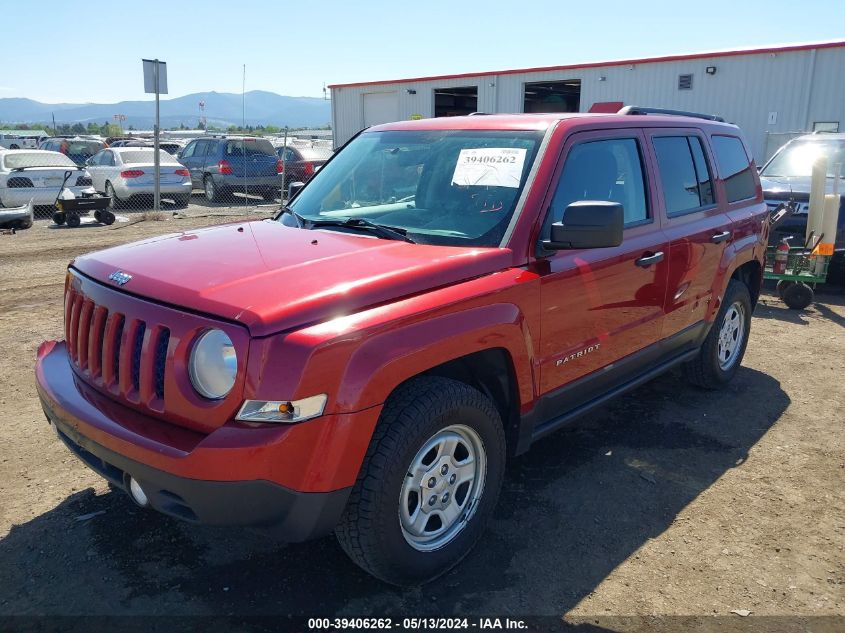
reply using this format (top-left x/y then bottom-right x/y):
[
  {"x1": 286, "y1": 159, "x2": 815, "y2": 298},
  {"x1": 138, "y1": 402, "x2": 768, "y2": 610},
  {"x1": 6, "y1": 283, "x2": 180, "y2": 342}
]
[
  {"x1": 683, "y1": 279, "x2": 752, "y2": 389},
  {"x1": 52, "y1": 212, "x2": 66, "y2": 225},
  {"x1": 335, "y1": 376, "x2": 506, "y2": 586}
]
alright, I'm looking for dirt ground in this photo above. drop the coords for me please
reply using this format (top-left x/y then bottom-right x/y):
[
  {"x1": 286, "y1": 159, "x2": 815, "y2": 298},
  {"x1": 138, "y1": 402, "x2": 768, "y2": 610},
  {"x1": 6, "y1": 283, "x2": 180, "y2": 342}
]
[{"x1": 0, "y1": 213, "x2": 842, "y2": 629}]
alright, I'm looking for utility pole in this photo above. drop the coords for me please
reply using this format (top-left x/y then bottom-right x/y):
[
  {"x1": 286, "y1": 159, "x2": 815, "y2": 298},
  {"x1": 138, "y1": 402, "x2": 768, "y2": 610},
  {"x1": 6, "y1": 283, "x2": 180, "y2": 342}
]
[{"x1": 142, "y1": 58, "x2": 168, "y2": 211}]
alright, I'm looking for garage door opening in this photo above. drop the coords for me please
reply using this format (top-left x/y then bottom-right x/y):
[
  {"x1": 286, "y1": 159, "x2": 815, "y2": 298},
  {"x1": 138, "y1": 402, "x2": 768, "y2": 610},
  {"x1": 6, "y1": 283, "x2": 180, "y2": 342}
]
[
  {"x1": 523, "y1": 80, "x2": 581, "y2": 113},
  {"x1": 434, "y1": 86, "x2": 478, "y2": 117}
]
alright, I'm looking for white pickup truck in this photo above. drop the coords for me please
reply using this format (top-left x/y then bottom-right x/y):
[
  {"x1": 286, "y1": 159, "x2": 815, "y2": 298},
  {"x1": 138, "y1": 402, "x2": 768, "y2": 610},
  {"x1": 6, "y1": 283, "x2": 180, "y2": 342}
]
[{"x1": 0, "y1": 134, "x2": 40, "y2": 149}]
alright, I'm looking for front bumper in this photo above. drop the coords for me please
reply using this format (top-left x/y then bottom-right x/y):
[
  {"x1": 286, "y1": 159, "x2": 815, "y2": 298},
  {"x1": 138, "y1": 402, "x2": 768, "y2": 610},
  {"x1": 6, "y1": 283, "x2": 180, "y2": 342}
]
[{"x1": 35, "y1": 341, "x2": 381, "y2": 541}]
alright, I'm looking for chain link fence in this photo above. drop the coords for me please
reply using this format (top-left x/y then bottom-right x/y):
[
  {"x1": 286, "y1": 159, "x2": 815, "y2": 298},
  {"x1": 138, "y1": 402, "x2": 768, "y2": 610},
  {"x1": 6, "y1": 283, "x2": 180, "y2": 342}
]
[{"x1": 0, "y1": 129, "x2": 334, "y2": 228}]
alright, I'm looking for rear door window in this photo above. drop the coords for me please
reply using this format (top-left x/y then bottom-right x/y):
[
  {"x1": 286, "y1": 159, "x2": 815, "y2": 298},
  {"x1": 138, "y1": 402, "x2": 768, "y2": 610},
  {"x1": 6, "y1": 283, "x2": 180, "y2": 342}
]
[
  {"x1": 652, "y1": 135, "x2": 715, "y2": 215},
  {"x1": 711, "y1": 135, "x2": 756, "y2": 202}
]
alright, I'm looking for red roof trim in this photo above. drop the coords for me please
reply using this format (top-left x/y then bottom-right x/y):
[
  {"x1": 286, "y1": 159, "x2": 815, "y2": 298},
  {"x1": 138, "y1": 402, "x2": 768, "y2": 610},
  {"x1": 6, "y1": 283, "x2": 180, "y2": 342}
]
[{"x1": 328, "y1": 40, "x2": 845, "y2": 89}]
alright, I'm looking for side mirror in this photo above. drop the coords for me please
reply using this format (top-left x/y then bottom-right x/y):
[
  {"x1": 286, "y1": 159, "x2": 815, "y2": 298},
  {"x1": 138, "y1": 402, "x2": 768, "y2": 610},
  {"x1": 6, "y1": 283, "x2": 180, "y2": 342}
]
[
  {"x1": 543, "y1": 201, "x2": 624, "y2": 250},
  {"x1": 288, "y1": 181, "x2": 306, "y2": 200}
]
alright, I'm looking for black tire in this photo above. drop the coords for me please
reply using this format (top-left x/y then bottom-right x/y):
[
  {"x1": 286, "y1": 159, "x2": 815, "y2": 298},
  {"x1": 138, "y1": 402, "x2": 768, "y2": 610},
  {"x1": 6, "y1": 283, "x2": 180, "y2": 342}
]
[
  {"x1": 9, "y1": 144, "x2": 19, "y2": 150},
  {"x1": 204, "y1": 176, "x2": 223, "y2": 203},
  {"x1": 776, "y1": 280, "x2": 795, "y2": 300},
  {"x1": 94, "y1": 209, "x2": 103, "y2": 223},
  {"x1": 683, "y1": 279, "x2": 752, "y2": 389},
  {"x1": 105, "y1": 182, "x2": 123, "y2": 209},
  {"x1": 52, "y1": 212, "x2": 66, "y2": 225},
  {"x1": 66, "y1": 213, "x2": 81, "y2": 228},
  {"x1": 782, "y1": 281, "x2": 813, "y2": 310},
  {"x1": 101, "y1": 210, "x2": 116, "y2": 226},
  {"x1": 335, "y1": 376, "x2": 506, "y2": 586},
  {"x1": 262, "y1": 188, "x2": 278, "y2": 202},
  {"x1": 15, "y1": 218, "x2": 33, "y2": 230},
  {"x1": 173, "y1": 195, "x2": 190, "y2": 209}
]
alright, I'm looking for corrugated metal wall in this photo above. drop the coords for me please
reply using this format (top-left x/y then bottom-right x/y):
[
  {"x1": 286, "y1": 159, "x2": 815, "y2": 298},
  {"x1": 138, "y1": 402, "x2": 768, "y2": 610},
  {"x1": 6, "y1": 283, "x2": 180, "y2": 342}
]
[{"x1": 331, "y1": 45, "x2": 845, "y2": 161}]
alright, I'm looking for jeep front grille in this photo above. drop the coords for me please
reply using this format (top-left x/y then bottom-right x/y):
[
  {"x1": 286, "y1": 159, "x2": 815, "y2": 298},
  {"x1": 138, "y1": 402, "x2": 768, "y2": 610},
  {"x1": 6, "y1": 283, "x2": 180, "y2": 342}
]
[{"x1": 65, "y1": 288, "x2": 170, "y2": 404}]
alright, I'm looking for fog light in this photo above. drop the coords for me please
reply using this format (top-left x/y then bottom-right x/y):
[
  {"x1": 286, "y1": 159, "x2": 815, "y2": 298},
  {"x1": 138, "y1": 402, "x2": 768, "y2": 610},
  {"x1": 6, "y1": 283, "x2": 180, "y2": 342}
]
[{"x1": 128, "y1": 477, "x2": 149, "y2": 507}]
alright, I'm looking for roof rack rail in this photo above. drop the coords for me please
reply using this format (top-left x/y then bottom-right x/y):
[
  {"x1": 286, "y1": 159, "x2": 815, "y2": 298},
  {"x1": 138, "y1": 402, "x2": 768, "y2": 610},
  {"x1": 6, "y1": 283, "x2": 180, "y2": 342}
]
[{"x1": 618, "y1": 105, "x2": 725, "y2": 122}]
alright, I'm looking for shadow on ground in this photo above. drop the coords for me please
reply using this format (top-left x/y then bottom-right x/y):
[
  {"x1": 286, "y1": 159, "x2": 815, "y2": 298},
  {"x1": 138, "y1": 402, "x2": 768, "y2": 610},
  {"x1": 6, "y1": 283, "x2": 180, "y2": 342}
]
[{"x1": 1, "y1": 367, "x2": 788, "y2": 619}]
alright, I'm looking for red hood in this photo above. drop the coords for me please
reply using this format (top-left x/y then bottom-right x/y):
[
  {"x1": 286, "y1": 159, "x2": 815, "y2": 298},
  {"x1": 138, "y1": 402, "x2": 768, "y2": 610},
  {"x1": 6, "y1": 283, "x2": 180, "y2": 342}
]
[{"x1": 72, "y1": 220, "x2": 513, "y2": 336}]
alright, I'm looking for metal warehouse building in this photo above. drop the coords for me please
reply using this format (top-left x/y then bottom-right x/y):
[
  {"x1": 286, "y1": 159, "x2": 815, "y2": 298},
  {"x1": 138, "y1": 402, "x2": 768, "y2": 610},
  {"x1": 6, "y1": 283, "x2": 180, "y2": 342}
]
[{"x1": 329, "y1": 40, "x2": 845, "y2": 161}]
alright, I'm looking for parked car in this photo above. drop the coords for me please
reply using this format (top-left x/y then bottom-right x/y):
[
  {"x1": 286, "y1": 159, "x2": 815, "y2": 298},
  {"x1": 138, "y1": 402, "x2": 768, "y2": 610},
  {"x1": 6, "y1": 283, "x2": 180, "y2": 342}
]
[
  {"x1": 85, "y1": 147, "x2": 192, "y2": 208},
  {"x1": 179, "y1": 136, "x2": 283, "y2": 202},
  {"x1": 158, "y1": 140, "x2": 186, "y2": 155},
  {"x1": 276, "y1": 143, "x2": 332, "y2": 190},
  {"x1": 39, "y1": 137, "x2": 106, "y2": 166},
  {"x1": 0, "y1": 133, "x2": 39, "y2": 149},
  {"x1": 0, "y1": 149, "x2": 92, "y2": 209},
  {"x1": 760, "y1": 133, "x2": 845, "y2": 276},
  {"x1": 36, "y1": 109, "x2": 767, "y2": 586}
]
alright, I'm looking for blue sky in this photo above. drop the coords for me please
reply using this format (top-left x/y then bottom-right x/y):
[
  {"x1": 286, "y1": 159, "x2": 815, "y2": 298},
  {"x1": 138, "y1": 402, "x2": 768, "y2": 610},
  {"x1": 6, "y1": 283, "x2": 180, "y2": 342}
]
[{"x1": 5, "y1": 0, "x2": 843, "y2": 104}]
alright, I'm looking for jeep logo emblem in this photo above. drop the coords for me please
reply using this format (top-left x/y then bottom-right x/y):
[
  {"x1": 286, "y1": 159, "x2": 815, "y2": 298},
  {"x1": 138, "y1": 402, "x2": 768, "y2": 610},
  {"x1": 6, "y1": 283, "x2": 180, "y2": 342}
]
[{"x1": 108, "y1": 270, "x2": 132, "y2": 286}]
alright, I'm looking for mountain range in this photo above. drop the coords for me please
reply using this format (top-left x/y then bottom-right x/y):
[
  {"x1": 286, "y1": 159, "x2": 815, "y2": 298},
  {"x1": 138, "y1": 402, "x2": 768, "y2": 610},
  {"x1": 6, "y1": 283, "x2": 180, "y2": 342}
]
[{"x1": 0, "y1": 91, "x2": 332, "y2": 129}]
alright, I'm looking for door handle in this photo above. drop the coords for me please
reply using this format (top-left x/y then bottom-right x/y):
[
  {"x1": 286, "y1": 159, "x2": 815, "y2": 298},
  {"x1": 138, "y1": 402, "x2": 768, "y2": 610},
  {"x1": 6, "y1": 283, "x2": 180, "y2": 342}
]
[
  {"x1": 711, "y1": 230, "x2": 732, "y2": 244},
  {"x1": 635, "y1": 251, "x2": 664, "y2": 267}
]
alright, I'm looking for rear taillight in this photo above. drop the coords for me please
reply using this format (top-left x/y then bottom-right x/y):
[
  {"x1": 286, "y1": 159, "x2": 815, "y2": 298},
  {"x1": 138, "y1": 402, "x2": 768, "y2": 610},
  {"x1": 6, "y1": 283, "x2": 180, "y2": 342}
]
[
  {"x1": 276, "y1": 159, "x2": 284, "y2": 174},
  {"x1": 303, "y1": 162, "x2": 314, "y2": 177},
  {"x1": 120, "y1": 170, "x2": 144, "y2": 178},
  {"x1": 175, "y1": 168, "x2": 190, "y2": 177},
  {"x1": 218, "y1": 160, "x2": 233, "y2": 175}
]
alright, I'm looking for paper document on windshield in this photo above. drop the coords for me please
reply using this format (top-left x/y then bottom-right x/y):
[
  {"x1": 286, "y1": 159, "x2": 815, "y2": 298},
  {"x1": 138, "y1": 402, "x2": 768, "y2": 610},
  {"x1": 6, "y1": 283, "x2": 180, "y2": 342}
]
[{"x1": 451, "y1": 148, "x2": 527, "y2": 188}]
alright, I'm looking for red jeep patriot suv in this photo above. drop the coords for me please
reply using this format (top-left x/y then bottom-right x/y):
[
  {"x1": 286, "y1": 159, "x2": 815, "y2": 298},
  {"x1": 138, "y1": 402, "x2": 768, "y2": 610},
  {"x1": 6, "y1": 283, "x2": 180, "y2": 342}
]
[{"x1": 36, "y1": 108, "x2": 768, "y2": 585}]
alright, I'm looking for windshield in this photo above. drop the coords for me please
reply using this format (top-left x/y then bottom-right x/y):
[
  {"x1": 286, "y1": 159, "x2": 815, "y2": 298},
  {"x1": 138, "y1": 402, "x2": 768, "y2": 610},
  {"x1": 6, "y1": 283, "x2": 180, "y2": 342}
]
[
  {"x1": 285, "y1": 129, "x2": 544, "y2": 247},
  {"x1": 3, "y1": 152, "x2": 76, "y2": 169},
  {"x1": 763, "y1": 139, "x2": 845, "y2": 178}
]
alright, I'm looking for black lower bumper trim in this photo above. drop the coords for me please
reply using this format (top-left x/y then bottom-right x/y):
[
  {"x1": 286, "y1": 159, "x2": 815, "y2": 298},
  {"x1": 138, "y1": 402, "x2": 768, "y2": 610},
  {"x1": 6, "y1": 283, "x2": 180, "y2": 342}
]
[{"x1": 47, "y1": 412, "x2": 350, "y2": 542}]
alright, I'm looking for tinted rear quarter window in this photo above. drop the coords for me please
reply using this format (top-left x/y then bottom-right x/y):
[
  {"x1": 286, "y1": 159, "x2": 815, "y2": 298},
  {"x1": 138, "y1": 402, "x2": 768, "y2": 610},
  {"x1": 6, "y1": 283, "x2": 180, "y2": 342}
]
[
  {"x1": 226, "y1": 139, "x2": 276, "y2": 157},
  {"x1": 712, "y1": 135, "x2": 756, "y2": 202}
]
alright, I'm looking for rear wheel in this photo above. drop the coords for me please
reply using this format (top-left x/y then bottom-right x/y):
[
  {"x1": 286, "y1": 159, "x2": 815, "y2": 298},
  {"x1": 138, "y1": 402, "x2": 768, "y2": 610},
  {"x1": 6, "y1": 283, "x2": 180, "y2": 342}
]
[
  {"x1": 204, "y1": 176, "x2": 223, "y2": 203},
  {"x1": 782, "y1": 281, "x2": 813, "y2": 310},
  {"x1": 683, "y1": 279, "x2": 752, "y2": 389},
  {"x1": 262, "y1": 188, "x2": 278, "y2": 202},
  {"x1": 173, "y1": 195, "x2": 190, "y2": 209},
  {"x1": 101, "y1": 210, "x2": 116, "y2": 225},
  {"x1": 66, "y1": 213, "x2": 81, "y2": 228},
  {"x1": 105, "y1": 182, "x2": 123, "y2": 209},
  {"x1": 335, "y1": 376, "x2": 506, "y2": 586}
]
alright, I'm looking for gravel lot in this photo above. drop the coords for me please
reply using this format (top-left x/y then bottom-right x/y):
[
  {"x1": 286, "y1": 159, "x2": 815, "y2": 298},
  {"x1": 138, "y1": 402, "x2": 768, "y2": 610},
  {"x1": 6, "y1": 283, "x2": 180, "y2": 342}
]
[{"x1": 0, "y1": 209, "x2": 843, "y2": 628}]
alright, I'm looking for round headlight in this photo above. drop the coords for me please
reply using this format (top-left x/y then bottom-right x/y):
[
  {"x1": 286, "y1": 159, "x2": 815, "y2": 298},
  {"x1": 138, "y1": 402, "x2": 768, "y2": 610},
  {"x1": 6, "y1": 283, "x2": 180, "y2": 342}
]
[{"x1": 189, "y1": 329, "x2": 237, "y2": 400}]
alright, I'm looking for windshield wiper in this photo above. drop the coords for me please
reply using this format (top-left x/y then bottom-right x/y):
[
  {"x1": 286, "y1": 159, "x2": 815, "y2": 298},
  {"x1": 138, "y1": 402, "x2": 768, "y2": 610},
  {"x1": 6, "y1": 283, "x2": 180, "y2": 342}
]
[{"x1": 308, "y1": 217, "x2": 416, "y2": 243}]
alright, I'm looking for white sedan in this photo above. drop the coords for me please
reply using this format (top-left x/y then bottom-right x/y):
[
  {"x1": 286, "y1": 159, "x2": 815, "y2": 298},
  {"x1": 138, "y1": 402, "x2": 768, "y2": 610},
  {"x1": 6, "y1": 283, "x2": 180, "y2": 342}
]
[
  {"x1": 85, "y1": 147, "x2": 192, "y2": 208},
  {"x1": 0, "y1": 149, "x2": 93, "y2": 208}
]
